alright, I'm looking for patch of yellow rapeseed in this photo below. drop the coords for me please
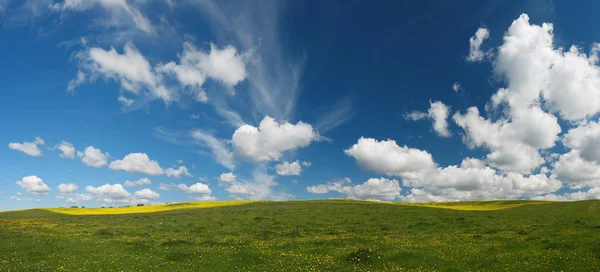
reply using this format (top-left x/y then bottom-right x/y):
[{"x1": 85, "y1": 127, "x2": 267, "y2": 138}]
[{"x1": 45, "y1": 200, "x2": 262, "y2": 215}]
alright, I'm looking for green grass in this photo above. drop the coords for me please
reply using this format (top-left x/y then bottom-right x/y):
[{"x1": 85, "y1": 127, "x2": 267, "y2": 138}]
[{"x1": 1, "y1": 200, "x2": 600, "y2": 271}]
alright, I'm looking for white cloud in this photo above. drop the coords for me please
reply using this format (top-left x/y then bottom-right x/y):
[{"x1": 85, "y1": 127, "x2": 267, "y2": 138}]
[
  {"x1": 8, "y1": 137, "x2": 45, "y2": 157},
  {"x1": 190, "y1": 114, "x2": 200, "y2": 120},
  {"x1": 73, "y1": 42, "x2": 172, "y2": 103},
  {"x1": 232, "y1": 116, "x2": 320, "y2": 162},
  {"x1": 400, "y1": 157, "x2": 562, "y2": 201},
  {"x1": 55, "y1": 141, "x2": 75, "y2": 159},
  {"x1": 190, "y1": 129, "x2": 235, "y2": 170},
  {"x1": 429, "y1": 101, "x2": 451, "y2": 137},
  {"x1": 307, "y1": 178, "x2": 401, "y2": 202},
  {"x1": 165, "y1": 166, "x2": 192, "y2": 178},
  {"x1": 77, "y1": 146, "x2": 109, "y2": 168},
  {"x1": 133, "y1": 188, "x2": 160, "y2": 200},
  {"x1": 123, "y1": 178, "x2": 152, "y2": 187},
  {"x1": 157, "y1": 42, "x2": 247, "y2": 98},
  {"x1": 85, "y1": 183, "x2": 131, "y2": 202},
  {"x1": 158, "y1": 182, "x2": 213, "y2": 195},
  {"x1": 74, "y1": 193, "x2": 93, "y2": 202},
  {"x1": 109, "y1": 153, "x2": 164, "y2": 175},
  {"x1": 58, "y1": 183, "x2": 78, "y2": 195},
  {"x1": 275, "y1": 160, "x2": 302, "y2": 176},
  {"x1": 219, "y1": 172, "x2": 237, "y2": 183},
  {"x1": 562, "y1": 120, "x2": 600, "y2": 164},
  {"x1": 344, "y1": 137, "x2": 436, "y2": 180},
  {"x1": 453, "y1": 106, "x2": 560, "y2": 174},
  {"x1": 489, "y1": 14, "x2": 600, "y2": 121},
  {"x1": 552, "y1": 150, "x2": 600, "y2": 189},
  {"x1": 306, "y1": 178, "x2": 350, "y2": 194},
  {"x1": 405, "y1": 101, "x2": 451, "y2": 137},
  {"x1": 16, "y1": 175, "x2": 51, "y2": 195},
  {"x1": 467, "y1": 27, "x2": 490, "y2": 62}
]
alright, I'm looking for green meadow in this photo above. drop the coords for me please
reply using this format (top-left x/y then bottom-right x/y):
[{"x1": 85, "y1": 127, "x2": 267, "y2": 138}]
[{"x1": 1, "y1": 200, "x2": 599, "y2": 271}]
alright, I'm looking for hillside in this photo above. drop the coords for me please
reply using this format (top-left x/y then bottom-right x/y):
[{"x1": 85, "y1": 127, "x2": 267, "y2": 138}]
[{"x1": 1, "y1": 200, "x2": 599, "y2": 271}]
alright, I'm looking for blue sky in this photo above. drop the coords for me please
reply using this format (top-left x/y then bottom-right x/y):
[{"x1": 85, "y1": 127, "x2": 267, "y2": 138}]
[{"x1": 3, "y1": 0, "x2": 600, "y2": 209}]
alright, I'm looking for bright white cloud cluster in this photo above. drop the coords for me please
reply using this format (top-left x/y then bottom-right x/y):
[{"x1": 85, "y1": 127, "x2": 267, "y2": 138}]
[
  {"x1": 109, "y1": 153, "x2": 164, "y2": 175},
  {"x1": 77, "y1": 146, "x2": 109, "y2": 168},
  {"x1": 307, "y1": 178, "x2": 401, "y2": 202},
  {"x1": 158, "y1": 182, "x2": 215, "y2": 200},
  {"x1": 219, "y1": 172, "x2": 237, "y2": 183},
  {"x1": 275, "y1": 160, "x2": 307, "y2": 176},
  {"x1": 70, "y1": 40, "x2": 248, "y2": 106},
  {"x1": 8, "y1": 137, "x2": 45, "y2": 157},
  {"x1": 165, "y1": 166, "x2": 192, "y2": 178},
  {"x1": 55, "y1": 141, "x2": 76, "y2": 159},
  {"x1": 232, "y1": 116, "x2": 320, "y2": 162},
  {"x1": 16, "y1": 175, "x2": 51, "y2": 195},
  {"x1": 344, "y1": 137, "x2": 436, "y2": 180},
  {"x1": 58, "y1": 183, "x2": 78, "y2": 195},
  {"x1": 86, "y1": 183, "x2": 160, "y2": 204},
  {"x1": 157, "y1": 42, "x2": 247, "y2": 101}
]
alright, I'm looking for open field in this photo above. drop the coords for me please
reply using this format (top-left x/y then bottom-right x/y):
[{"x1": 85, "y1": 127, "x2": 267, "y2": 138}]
[{"x1": 1, "y1": 200, "x2": 600, "y2": 271}]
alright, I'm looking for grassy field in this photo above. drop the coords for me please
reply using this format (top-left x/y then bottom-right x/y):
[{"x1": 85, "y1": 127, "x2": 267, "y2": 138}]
[{"x1": 1, "y1": 200, "x2": 599, "y2": 271}]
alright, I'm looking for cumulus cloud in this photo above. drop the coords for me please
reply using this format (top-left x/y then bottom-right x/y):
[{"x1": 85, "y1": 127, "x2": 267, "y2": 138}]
[
  {"x1": 109, "y1": 153, "x2": 164, "y2": 175},
  {"x1": 16, "y1": 175, "x2": 51, "y2": 195},
  {"x1": 85, "y1": 183, "x2": 131, "y2": 202},
  {"x1": 306, "y1": 178, "x2": 351, "y2": 194},
  {"x1": 73, "y1": 42, "x2": 172, "y2": 103},
  {"x1": 453, "y1": 106, "x2": 559, "y2": 174},
  {"x1": 307, "y1": 178, "x2": 401, "y2": 202},
  {"x1": 55, "y1": 141, "x2": 75, "y2": 159},
  {"x1": 345, "y1": 135, "x2": 562, "y2": 201},
  {"x1": 405, "y1": 101, "x2": 451, "y2": 137},
  {"x1": 8, "y1": 137, "x2": 45, "y2": 157},
  {"x1": 123, "y1": 178, "x2": 152, "y2": 187},
  {"x1": 219, "y1": 172, "x2": 237, "y2": 183},
  {"x1": 77, "y1": 146, "x2": 109, "y2": 168},
  {"x1": 533, "y1": 187, "x2": 600, "y2": 201},
  {"x1": 133, "y1": 188, "x2": 160, "y2": 200},
  {"x1": 156, "y1": 42, "x2": 247, "y2": 100},
  {"x1": 232, "y1": 116, "x2": 320, "y2": 162},
  {"x1": 58, "y1": 183, "x2": 78, "y2": 195},
  {"x1": 165, "y1": 166, "x2": 192, "y2": 178},
  {"x1": 344, "y1": 137, "x2": 436, "y2": 180},
  {"x1": 275, "y1": 160, "x2": 303, "y2": 176},
  {"x1": 467, "y1": 27, "x2": 490, "y2": 62},
  {"x1": 158, "y1": 182, "x2": 212, "y2": 195}
]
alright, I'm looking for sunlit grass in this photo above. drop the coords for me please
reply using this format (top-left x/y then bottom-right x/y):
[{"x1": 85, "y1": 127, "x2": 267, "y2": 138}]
[
  {"x1": 44, "y1": 200, "x2": 262, "y2": 215},
  {"x1": 1, "y1": 200, "x2": 599, "y2": 271}
]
